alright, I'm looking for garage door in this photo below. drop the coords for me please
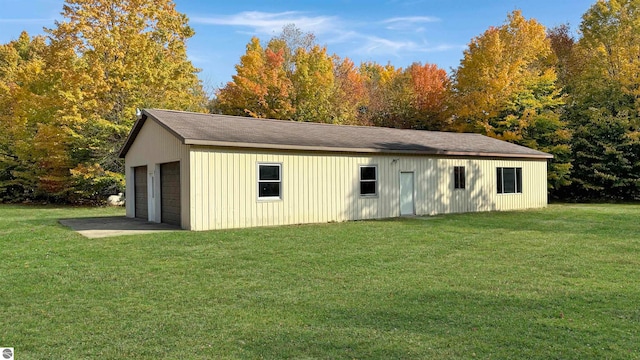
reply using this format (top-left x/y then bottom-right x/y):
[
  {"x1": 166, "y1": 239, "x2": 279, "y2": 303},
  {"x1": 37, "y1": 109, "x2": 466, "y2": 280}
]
[
  {"x1": 134, "y1": 166, "x2": 148, "y2": 220},
  {"x1": 161, "y1": 162, "x2": 181, "y2": 226}
]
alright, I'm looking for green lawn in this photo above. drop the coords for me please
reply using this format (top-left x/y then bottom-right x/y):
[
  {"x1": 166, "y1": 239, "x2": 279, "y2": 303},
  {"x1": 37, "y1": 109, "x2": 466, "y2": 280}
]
[{"x1": 1, "y1": 204, "x2": 639, "y2": 359}]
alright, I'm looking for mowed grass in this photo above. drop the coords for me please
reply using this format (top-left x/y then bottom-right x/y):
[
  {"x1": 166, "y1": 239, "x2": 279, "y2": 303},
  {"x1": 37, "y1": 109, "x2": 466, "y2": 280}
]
[{"x1": 1, "y1": 204, "x2": 639, "y2": 359}]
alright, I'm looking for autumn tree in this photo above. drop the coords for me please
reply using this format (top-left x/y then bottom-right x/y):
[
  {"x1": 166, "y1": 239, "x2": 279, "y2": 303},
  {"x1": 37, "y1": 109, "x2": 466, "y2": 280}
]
[
  {"x1": 451, "y1": 10, "x2": 572, "y2": 191},
  {"x1": 547, "y1": 24, "x2": 577, "y2": 91},
  {"x1": 0, "y1": 32, "x2": 84, "y2": 201},
  {"x1": 330, "y1": 56, "x2": 366, "y2": 125},
  {"x1": 215, "y1": 37, "x2": 294, "y2": 119},
  {"x1": 562, "y1": 0, "x2": 640, "y2": 200},
  {"x1": 357, "y1": 62, "x2": 401, "y2": 127},
  {"x1": 271, "y1": 23, "x2": 316, "y2": 75},
  {"x1": 357, "y1": 62, "x2": 449, "y2": 130},
  {"x1": 47, "y1": 0, "x2": 207, "y2": 175},
  {"x1": 216, "y1": 25, "x2": 338, "y2": 123},
  {"x1": 357, "y1": 62, "x2": 385, "y2": 125},
  {"x1": 0, "y1": 0, "x2": 206, "y2": 203},
  {"x1": 290, "y1": 44, "x2": 334, "y2": 122},
  {"x1": 216, "y1": 24, "x2": 449, "y2": 128},
  {"x1": 405, "y1": 62, "x2": 449, "y2": 130},
  {"x1": 269, "y1": 25, "x2": 336, "y2": 122}
]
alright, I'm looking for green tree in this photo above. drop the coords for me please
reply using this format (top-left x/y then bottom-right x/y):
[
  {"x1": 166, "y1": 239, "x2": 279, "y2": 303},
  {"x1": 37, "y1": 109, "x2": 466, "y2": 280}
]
[{"x1": 563, "y1": 0, "x2": 640, "y2": 199}]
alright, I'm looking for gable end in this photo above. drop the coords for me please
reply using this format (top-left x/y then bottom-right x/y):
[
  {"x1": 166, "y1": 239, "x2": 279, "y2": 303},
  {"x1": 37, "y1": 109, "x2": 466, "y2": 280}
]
[{"x1": 118, "y1": 110, "x2": 187, "y2": 158}]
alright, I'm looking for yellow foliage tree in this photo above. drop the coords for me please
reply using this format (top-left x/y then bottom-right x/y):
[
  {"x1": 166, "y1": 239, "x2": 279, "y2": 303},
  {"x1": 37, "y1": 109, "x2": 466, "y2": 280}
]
[
  {"x1": 0, "y1": 32, "x2": 81, "y2": 200},
  {"x1": 451, "y1": 10, "x2": 571, "y2": 190},
  {"x1": 291, "y1": 45, "x2": 334, "y2": 122},
  {"x1": 47, "y1": 0, "x2": 207, "y2": 174},
  {"x1": 452, "y1": 11, "x2": 556, "y2": 135},
  {"x1": 1, "y1": 0, "x2": 207, "y2": 202}
]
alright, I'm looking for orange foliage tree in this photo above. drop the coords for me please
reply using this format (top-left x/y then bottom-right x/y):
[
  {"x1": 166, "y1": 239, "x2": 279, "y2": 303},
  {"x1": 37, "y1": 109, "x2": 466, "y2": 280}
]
[{"x1": 216, "y1": 37, "x2": 294, "y2": 119}]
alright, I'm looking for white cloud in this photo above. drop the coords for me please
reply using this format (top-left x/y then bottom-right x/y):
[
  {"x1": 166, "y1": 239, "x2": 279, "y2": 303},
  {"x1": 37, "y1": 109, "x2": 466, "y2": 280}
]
[
  {"x1": 382, "y1": 16, "x2": 441, "y2": 24},
  {"x1": 355, "y1": 35, "x2": 463, "y2": 56},
  {"x1": 425, "y1": 44, "x2": 466, "y2": 52},
  {"x1": 191, "y1": 11, "x2": 339, "y2": 36},
  {"x1": 190, "y1": 10, "x2": 460, "y2": 62},
  {"x1": 382, "y1": 16, "x2": 440, "y2": 31},
  {"x1": 359, "y1": 36, "x2": 420, "y2": 54}
]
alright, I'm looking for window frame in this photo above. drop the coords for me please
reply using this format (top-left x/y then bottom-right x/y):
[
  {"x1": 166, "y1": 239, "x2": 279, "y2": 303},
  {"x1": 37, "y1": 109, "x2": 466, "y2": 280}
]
[
  {"x1": 359, "y1": 165, "x2": 378, "y2": 197},
  {"x1": 454, "y1": 166, "x2": 466, "y2": 190},
  {"x1": 257, "y1": 163, "x2": 282, "y2": 201},
  {"x1": 497, "y1": 167, "x2": 522, "y2": 194}
]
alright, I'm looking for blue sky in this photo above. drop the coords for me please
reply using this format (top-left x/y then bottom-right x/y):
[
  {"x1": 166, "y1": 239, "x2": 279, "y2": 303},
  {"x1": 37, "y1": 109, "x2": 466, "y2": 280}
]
[{"x1": 1, "y1": 0, "x2": 594, "y2": 92}]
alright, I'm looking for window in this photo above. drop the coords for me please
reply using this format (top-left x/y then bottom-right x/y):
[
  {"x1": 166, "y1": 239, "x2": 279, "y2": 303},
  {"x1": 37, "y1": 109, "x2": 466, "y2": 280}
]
[
  {"x1": 359, "y1": 165, "x2": 377, "y2": 196},
  {"x1": 497, "y1": 167, "x2": 522, "y2": 194},
  {"x1": 258, "y1": 164, "x2": 281, "y2": 199},
  {"x1": 454, "y1": 166, "x2": 466, "y2": 189}
]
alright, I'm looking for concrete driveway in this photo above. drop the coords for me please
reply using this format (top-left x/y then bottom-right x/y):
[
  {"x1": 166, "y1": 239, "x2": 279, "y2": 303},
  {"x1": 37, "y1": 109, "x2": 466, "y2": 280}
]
[{"x1": 59, "y1": 216, "x2": 182, "y2": 238}]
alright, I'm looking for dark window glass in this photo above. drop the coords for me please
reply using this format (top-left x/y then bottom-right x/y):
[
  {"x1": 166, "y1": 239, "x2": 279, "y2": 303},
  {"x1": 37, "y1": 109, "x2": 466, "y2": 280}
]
[
  {"x1": 259, "y1": 165, "x2": 280, "y2": 181},
  {"x1": 258, "y1": 164, "x2": 281, "y2": 199},
  {"x1": 359, "y1": 166, "x2": 377, "y2": 196},
  {"x1": 503, "y1": 168, "x2": 516, "y2": 193},
  {"x1": 259, "y1": 182, "x2": 281, "y2": 198},
  {"x1": 360, "y1": 181, "x2": 376, "y2": 196},
  {"x1": 360, "y1": 166, "x2": 376, "y2": 181},
  {"x1": 454, "y1": 166, "x2": 466, "y2": 189},
  {"x1": 497, "y1": 167, "x2": 522, "y2": 194}
]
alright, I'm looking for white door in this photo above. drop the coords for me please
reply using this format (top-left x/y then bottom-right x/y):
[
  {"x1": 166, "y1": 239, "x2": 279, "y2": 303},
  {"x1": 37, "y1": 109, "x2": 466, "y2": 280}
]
[{"x1": 400, "y1": 172, "x2": 415, "y2": 216}]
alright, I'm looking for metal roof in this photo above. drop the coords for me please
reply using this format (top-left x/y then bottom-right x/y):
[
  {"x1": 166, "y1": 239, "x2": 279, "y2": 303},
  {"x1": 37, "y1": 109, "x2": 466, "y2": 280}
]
[{"x1": 119, "y1": 109, "x2": 553, "y2": 159}]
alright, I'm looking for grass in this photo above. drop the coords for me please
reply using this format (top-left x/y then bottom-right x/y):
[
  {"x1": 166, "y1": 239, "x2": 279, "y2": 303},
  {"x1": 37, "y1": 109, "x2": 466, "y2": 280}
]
[{"x1": 1, "y1": 204, "x2": 639, "y2": 359}]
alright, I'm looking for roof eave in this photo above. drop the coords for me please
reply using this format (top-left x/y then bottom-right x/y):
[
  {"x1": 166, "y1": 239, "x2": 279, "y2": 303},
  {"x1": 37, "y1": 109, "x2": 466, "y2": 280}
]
[
  {"x1": 118, "y1": 114, "x2": 147, "y2": 158},
  {"x1": 185, "y1": 139, "x2": 553, "y2": 159}
]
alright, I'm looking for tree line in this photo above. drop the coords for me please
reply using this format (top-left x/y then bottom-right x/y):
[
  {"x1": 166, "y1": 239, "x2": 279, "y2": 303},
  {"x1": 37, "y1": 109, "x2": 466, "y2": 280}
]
[
  {"x1": 1, "y1": 0, "x2": 638, "y2": 203},
  {"x1": 0, "y1": 0, "x2": 207, "y2": 202},
  {"x1": 213, "y1": 5, "x2": 639, "y2": 201}
]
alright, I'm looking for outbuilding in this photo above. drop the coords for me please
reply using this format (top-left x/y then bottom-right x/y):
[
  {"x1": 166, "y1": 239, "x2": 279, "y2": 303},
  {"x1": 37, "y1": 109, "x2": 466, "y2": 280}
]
[{"x1": 118, "y1": 109, "x2": 552, "y2": 230}]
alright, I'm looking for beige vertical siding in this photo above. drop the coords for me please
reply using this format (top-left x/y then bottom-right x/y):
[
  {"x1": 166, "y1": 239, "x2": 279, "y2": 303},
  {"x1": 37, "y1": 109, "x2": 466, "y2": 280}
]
[
  {"x1": 189, "y1": 147, "x2": 548, "y2": 231},
  {"x1": 124, "y1": 119, "x2": 190, "y2": 228}
]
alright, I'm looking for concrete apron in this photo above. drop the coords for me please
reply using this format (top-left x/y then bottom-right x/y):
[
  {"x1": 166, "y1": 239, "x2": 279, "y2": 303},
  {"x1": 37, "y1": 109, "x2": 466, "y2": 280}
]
[{"x1": 59, "y1": 216, "x2": 181, "y2": 239}]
